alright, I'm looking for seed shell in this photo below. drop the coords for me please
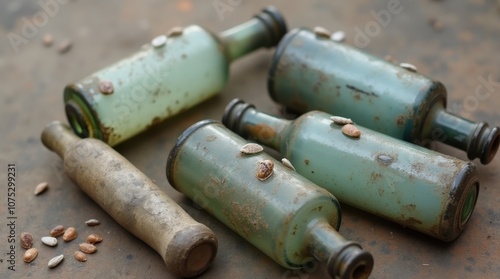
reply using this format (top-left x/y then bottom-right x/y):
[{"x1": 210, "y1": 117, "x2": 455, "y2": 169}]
[
  {"x1": 281, "y1": 158, "x2": 296, "y2": 171},
  {"x1": 34, "y1": 182, "x2": 49, "y2": 195},
  {"x1": 399, "y1": 62, "x2": 417, "y2": 73},
  {"x1": 57, "y1": 39, "x2": 72, "y2": 54},
  {"x1": 41, "y1": 236, "x2": 58, "y2": 247},
  {"x1": 20, "y1": 232, "x2": 33, "y2": 249},
  {"x1": 151, "y1": 35, "x2": 167, "y2": 48},
  {"x1": 48, "y1": 254, "x2": 64, "y2": 268},
  {"x1": 341, "y1": 124, "x2": 361, "y2": 138},
  {"x1": 314, "y1": 26, "x2": 332, "y2": 38},
  {"x1": 50, "y1": 225, "x2": 65, "y2": 237},
  {"x1": 330, "y1": 116, "x2": 353, "y2": 125},
  {"x1": 240, "y1": 143, "x2": 264, "y2": 154},
  {"x1": 86, "y1": 234, "x2": 103, "y2": 244},
  {"x1": 79, "y1": 243, "x2": 97, "y2": 254},
  {"x1": 257, "y1": 160, "x2": 274, "y2": 181},
  {"x1": 63, "y1": 227, "x2": 78, "y2": 241},
  {"x1": 85, "y1": 219, "x2": 100, "y2": 226},
  {"x1": 23, "y1": 248, "x2": 38, "y2": 263},
  {"x1": 167, "y1": 26, "x2": 183, "y2": 37},
  {"x1": 74, "y1": 251, "x2": 87, "y2": 262},
  {"x1": 331, "y1": 31, "x2": 346, "y2": 42}
]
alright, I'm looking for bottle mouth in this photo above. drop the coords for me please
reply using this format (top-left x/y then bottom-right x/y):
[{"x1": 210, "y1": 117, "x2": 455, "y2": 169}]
[
  {"x1": 256, "y1": 6, "x2": 288, "y2": 47},
  {"x1": 481, "y1": 126, "x2": 500, "y2": 164},
  {"x1": 327, "y1": 242, "x2": 374, "y2": 279},
  {"x1": 64, "y1": 85, "x2": 103, "y2": 141},
  {"x1": 459, "y1": 184, "x2": 478, "y2": 227},
  {"x1": 221, "y1": 98, "x2": 255, "y2": 134}
]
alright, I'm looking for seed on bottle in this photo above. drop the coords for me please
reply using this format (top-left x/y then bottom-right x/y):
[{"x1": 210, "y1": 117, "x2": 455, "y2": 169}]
[
  {"x1": 50, "y1": 225, "x2": 65, "y2": 237},
  {"x1": 167, "y1": 26, "x2": 184, "y2": 37},
  {"x1": 20, "y1": 232, "x2": 33, "y2": 249},
  {"x1": 330, "y1": 116, "x2": 353, "y2": 125},
  {"x1": 34, "y1": 182, "x2": 49, "y2": 195},
  {"x1": 74, "y1": 251, "x2": 87, "y2": 262},
  {"x1": 23, "y1": 248, "x2": 38, "y2": 263},
  {"x1": 86, "y1": 234, "x2": 103, "y2": 244},
  {"x1": 313, "y1": 26, "x2": 332, "y2": 39},
  {"x1": 257, "y1": 160, "x2": 274, "y2": 181},
  {"x1": 85, "y1": 219, "x2": 100, "y2": 226},
  {"x1": 98, "y1": 80, "x2": 114, "y2": 95},
  {"x1": 331, "y1": 31, "x2": 346, "y2": 42},
  {"x1": 41, "y1": 236, "x2": 58, "y2": 247},
  {"x1": 151, "y1": 35, "x2": 167, "y2": 48},
  {"x1": 281, "y1": 158, "x2": 296, "y2": 171},
  {"x1": 48, "y1": 254, "x2": 64, "y2": 268},
  {"x1": 341, "y1": 124, "x2": 361, "y2": 138},
  {"x1": 79, "y1": 243, "x2": 97, "y2": 254},
  {"x1": 399, "y1": 62, "x2": 418, "y2": 73},
  {"x1": 240, "y1": 143, "x2": 264, "y2": 154},
  {"x1": 63, "y1": 227, "x2": 78, "y2": 242}
]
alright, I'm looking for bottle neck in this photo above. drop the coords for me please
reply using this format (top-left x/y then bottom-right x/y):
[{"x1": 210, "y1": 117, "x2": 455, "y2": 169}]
[
  {"x1": 425, "y1": 102, "x2": 500, "y2": 164},
  {"x1": 222, "y1": 100, "x2": 291, "y2": 151},
  {"x1": 218, "y1": 6, "x2": 286, "y2": 63},
  {"x1": 306, "y1": 220, "x2": 373, "y2": 279},
  {"x1": 41, "y1": 121, "x2": 80, "y2": 159}
]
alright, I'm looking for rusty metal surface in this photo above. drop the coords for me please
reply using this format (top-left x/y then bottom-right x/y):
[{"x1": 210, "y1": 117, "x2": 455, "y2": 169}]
[{"x1": 0, "y1": 1, "x2": 498, "y2": 278}]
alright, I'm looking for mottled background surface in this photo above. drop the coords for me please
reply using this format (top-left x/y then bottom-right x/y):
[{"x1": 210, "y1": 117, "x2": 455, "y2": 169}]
[{"x1": 0, "y1": 0, "x2": 498, "y2": 278}]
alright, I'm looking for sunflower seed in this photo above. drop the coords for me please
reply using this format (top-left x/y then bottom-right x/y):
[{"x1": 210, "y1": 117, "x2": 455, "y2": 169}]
[
  {"x1": 41, "y1": 236, "x2": 58, "y2": 247},
  {"x1": 79, "y1": 243, "x2": 97, "y2": 254},
  {"x1": 20, "y1": 232, "x2": 33, "y2": 249},
  {"x1": 167, "y1": 27, "x2": 183, "y2": 37},
  {"x1": 34, "y1": 182, "x2": 49, "y2": 195},
  {"x1": 151, "y1": 35, "x2": 167, "y2": 48},
  {"x1": 399, "y1": 63, "x2": 417, "y2": 73},
  {"x1": 74, "y1": 251, "x2": 87, "y2": 262},
  {"x1": 240, "y1": 143, "x2": 264, "y2": 154},
  {"x1": 331, "y1": 31, "x2": 346, "y2": 42},
  {"x1": 281, "y1": 158, "x2": 296, "y2": 171},
  {"x1": 58, "y1": 39, "x2": 72, "y2": 54},
  {"x1": 98, "y1": 80, "x2": 114, "y2": 95},
  {"x1": 63, "y1": 227, "x2": 77, "y2": 242},
  {"x1": 23, "y1": 248, "x2": 38, "y2": 263},
  {"x1": 42, "y1": 34, "x2": 53, "y2": 47},
  {"x1": 341, "y1": 124, "x2": 361, "y2": 138},
  {"x1": 85, "y1": 219, "x2": 100, "y2": 226},
  {"x1": 48, "y1": 254, "x2": 64, "y2": 268},
  {"x1": 330, "y1": 116, "x2": 353, "y2": 125},
  {"x1": 314, "y1": 26, "x2": 331, "y2": 38},
  {"x1": 257, "y1": 160, "x2": 274, "y2": 181},
  {"x1": 50, "y1": 225, "x2": 65, "y2": 237}
]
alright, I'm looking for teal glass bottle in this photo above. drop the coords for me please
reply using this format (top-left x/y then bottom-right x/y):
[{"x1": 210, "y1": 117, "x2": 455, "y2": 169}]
[
  {"x1": 223, "y1": 99, "x2": 479, "y2": 242},
  {"x1": 268, "y1": 28, "x2": 499, "y2": 164},
  {"x1": 167, "y1": 120, "x2": 373, "y2": 279},
  {"x1": 64, "y1": 7, "x2": 286, "y2": 146}
]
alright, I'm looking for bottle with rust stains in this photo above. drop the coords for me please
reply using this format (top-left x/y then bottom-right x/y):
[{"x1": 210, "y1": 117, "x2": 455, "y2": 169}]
[
  {"x1": 267, "y1": 28, "x2": 500, "y2": 164},
  {"x1": 223, "y1": 99, "x2": 480, "y2": 242},
  {"x1": 167, "y1": 120, "x2": 374, "y2": 279},
  {"x1": 64, "y1": 6, "x2": 287, "y2": 146}
]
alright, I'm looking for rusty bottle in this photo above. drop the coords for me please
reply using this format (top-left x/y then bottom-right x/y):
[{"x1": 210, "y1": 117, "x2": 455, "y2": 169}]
[
  {"x1": 64, "y1": 6, "x2": 286, "y2": 146},
  {"x1": 167, "y1": 120, "x2": 373, "y2": 279},
  {"x1": 41, "y1": 121, "x2": 217, "y2": 277},
  {"x1": 267, "y1": 28, "x2": 500, "y2": 164},
  {"x1": 223, "y1": 99, "x2": 480, "y2": 242}
]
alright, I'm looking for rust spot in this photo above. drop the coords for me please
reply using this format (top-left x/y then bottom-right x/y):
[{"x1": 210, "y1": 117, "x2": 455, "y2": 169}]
[
  {"x1": 304, "y1": 159, "x2": 310, "y2": 165},
  {"x1": 374, "y1": 116, "x2": 380, "y2": 121},
  {"x1": 205, "y1": 135, "x2": 217, "y2": 142},
  {"x1": 402, "y1": 204, "x2": 417, "y2": 212},
  {"x1": 243, "y1": 124, "x2": 277, "y2": 144},
  {"x1": 396, "y1": 114, "x2": 407, "y2": 127},
  {"x1": 370, "y1": 171, "x2": 383, "y2": 181},
  {"x1": 376, "y1": 154, "x2": 394, "y2": 166}
]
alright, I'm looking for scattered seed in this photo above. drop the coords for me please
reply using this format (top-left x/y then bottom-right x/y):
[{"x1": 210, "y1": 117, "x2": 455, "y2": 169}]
[
  {"x1": 167, "y1": 27, "x2": 183, "y2": 37},
  {"x1": 98, "y1": 80, "x2": 114, "y2": 95},
  {"x1": 41, "y1": 236, "x2": 58, "y2": 247},
  {"x1": 23, "y1": 248, "x2": 38, "y2": 263},
  {"x1": 281, "y1": 158, "x2": 296, "y2": 171},
  {"x1": 58, "y1": 39, "x2": 72, "y2": 54},
  {"x1": 331, "y1": 116, "x2": 353, "y2": 125},
  {"x1": 34, "y1": 182, "x2": 49, "y2": 195},
  {"x1": 85, "y1": 219, "x2": 100, "y2": 226},
  {"x1": 240, "y1": 143, "x2": 264, "y2": 154},
  {"x1": 79, "y1": 243, "x2": 97, "y2": 254},
  {"x1": 50, "y1": 225, "x2": 65, "y2": 237},
  {"x1": 20, "y1": 232, "x2": 34, "y2": 249},
  {"x1": 313, "y1": 26, "x2": 331, "y2": 39},
  {"x1": 257, "y1": 160, "x2": 274, "y2": 181},
  {"x1": 341, "y1": 124, "x2": 361, "y2": 138},
  {"x1": 48, "y1": 254, "x2": 64, "y2": 268},
  {"x1": 429, "y1": 18, "x2": 443, "y2": 32},
  {"x1": 74, "y1": 251, "x2": 87, "y2": 262},
  {"x1": 63, "y1": 227, "x2": 78, "y2": 242},
  {"x1": 151, "y1": 35, "x2": 167, "y2": 48},
  {"x1": 399, "y1": 63, "x2": 417, "y2": 73},
  {"x1": 86, "y1": 234, "x2": 103, "y2": 244},
  {"x1": 42, "y1": 34, "x2": 53, "y2": 47},
  {"x1": 331, "y1": 31, "x2": 346, "y2": 42}
]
